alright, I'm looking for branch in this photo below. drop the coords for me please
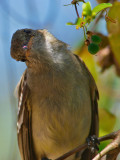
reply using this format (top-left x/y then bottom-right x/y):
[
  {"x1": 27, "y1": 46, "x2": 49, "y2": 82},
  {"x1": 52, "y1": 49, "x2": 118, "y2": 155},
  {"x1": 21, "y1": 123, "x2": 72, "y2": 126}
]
[
  {"x1": 74, "y1": 3, "x2": 79, "y2": 18},
  {"x1": 93, "y1": 130, "x2": 120, "y2": 160},
  {"x1": 55, "y1": 143, "x2": 87, "y2": 160},
  {"x1": 55, "y1": 130, "x2": 120, "y2": 160}
]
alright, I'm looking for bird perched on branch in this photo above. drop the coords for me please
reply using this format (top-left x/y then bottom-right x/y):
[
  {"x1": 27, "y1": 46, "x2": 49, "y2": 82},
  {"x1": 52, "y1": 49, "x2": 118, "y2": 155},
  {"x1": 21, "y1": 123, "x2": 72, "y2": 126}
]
[{"x1": 11, "y1": 29, "x2": 99, "y2": 160}]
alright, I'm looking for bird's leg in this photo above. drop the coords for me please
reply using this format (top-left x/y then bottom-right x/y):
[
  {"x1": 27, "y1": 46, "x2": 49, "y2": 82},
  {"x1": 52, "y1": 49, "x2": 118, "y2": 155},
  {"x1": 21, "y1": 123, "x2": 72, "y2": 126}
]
[{"x1": 86, "y1": 135, "x2": 100, "y2": 153}]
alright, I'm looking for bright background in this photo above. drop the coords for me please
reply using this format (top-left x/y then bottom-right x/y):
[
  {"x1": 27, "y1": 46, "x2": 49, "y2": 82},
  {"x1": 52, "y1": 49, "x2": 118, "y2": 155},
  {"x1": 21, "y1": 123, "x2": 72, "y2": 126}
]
[{"x1": 0, "y1": 0, "x2": 120, "y2": 160}]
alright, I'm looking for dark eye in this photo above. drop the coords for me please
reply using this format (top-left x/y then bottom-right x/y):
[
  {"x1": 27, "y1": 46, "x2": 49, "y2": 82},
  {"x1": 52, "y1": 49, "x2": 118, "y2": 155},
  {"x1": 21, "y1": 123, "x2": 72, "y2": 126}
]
[{"x1": 23, "y1": 29, "x2": 32, "y2": 34}]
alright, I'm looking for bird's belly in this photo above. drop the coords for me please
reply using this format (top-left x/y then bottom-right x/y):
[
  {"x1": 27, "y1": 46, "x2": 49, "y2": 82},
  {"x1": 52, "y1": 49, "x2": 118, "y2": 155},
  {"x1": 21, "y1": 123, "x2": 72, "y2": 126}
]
[{"x1": 32, "y1": 98, "x2": 91, "y2": 159}]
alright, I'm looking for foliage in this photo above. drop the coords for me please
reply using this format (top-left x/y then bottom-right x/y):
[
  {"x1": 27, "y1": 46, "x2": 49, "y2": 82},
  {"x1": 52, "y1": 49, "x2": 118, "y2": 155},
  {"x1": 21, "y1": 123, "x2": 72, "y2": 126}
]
[
  {"x1": 107, "y1": 2, "x2": 120, "y2": 72},
  {"x1": 65, "y1": 1, "x2": 112, "y2": 55},
  {"x1": 66, "y1": 2, "x2": 112, "y2": 27},
  {"x1": 66, "y1": 0, "x2": 120, "y2": 159},
  {"x1": 66, "y1": 2, "x2": 112, "y2": 32}
]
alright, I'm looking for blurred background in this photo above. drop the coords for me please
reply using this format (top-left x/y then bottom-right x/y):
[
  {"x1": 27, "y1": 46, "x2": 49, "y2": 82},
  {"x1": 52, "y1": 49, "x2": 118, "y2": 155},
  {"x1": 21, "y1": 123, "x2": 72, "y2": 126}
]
[{"x1": 0, "y1": 0, "x2": 120, "y2": 159}]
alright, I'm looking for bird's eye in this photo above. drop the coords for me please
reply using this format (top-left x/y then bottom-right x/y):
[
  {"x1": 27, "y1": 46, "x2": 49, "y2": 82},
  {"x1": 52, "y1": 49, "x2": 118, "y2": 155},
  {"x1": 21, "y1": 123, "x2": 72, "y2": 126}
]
[{"x1": 23, "y1": 29, "x2": 31, "y2": 34}]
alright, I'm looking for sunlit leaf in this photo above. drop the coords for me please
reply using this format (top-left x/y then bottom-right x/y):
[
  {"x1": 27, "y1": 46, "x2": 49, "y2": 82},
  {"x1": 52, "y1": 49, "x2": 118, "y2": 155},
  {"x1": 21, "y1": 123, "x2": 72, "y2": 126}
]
[
  {"x1": 82, "y1": 2, "x2": 112, "y2": 24},
  {"x1": 99, "y1": 108, "x2": 116, "y2": 135},
  {"x1": 107, "y1": 2, "x2": 120, "y2": 68},
  {"x1": 66, "y1": 18, "x2": 80, "y2": 26},
  {"x1": 67, "y1": 18, "x2": 82, "y2": 25},
  {"x1": 74, "y1": 45, "x2": 97, "y2": 80},
  {"x1": 82, "y1": 2, "x2": 92, "y2": 16},
  {"x1": 109, "y1": 33, "x2": 120, "y2": 66},
  {"x1": 67, "y1": 18, "x2": 86, "y2": 28},
  {"x1": 66, "y1": 22, "x2": 75, "y2": 25},
  {"x1": 92, "y1": 3, "x2": 112, "y2": 16},
  {"x1": 107, "y1": 2, "x2": 120, "y2": 34},
  {"x1": 76, "y1": 17, "x2": 82, "y2": 25}
]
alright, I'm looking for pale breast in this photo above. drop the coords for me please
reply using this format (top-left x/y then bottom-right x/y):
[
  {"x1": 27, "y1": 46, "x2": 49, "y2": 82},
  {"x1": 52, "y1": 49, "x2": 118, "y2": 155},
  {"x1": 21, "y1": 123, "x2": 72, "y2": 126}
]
[
  {"x1": 27, "y1": 57, "x2": 92, "y2": 159},
  {"x1": 31, "y1": 82, "x2": 91, "y2": 159}
]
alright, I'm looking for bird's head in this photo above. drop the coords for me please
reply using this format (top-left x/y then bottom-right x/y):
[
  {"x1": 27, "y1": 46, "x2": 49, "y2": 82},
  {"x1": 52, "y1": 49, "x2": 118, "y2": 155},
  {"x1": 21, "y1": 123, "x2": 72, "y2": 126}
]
[
  {"x1": 10, "y1": 29, "x2": 37, "y2": 62},
  {"x1": 11, "y1": 28, "x2": 69, "y2": 70}
]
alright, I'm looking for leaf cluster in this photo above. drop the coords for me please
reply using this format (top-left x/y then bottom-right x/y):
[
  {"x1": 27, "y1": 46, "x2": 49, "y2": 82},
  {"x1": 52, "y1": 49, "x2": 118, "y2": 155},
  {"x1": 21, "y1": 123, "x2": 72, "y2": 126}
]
[{"x1": 66, "y1": 2, "x2": 112, "y2": 29}]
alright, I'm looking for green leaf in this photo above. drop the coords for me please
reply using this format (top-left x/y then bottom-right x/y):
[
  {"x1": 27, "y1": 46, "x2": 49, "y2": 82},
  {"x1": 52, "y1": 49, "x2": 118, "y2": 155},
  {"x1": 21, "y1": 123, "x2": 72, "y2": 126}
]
[
  {"x1": 109, "y1": 33, "x2": 120, "y2": 67},
  {"x1": 83, "y1": 16, "x2": 92, "y2": 25},
  {"x1": 92, "y1": 3, "x2": 112, "y2": 16},
  {"x1": 66, "y1": 18, "x2": 86, "y2": 28},
  {"x1": 99, "y1": 140, "x2": 111, "y2": 152},
  {"x1": 107, "y1": 2, "x2": 120, "y2": 34},
  {"x1": 66, "y1": 18, "x2": 82, "y2": 26},
  {"x1": 74, "y1": 46, "x2": 98, "y2": 80},
  {"x1": 99, "y1": 108, "x2": 116, "y2": 134},
  {"x1": 107, "y1": 2, "x2": 120, "y2": 69},
  {"x1": 76, "y1": 17, "x2": 83, "y2": 25},
  {"x1": 66, "y1": 22, "x2": 75, "y2": 25},
  {"x1": 82, "y1": 2, "x2": 92, "y2": 16}
]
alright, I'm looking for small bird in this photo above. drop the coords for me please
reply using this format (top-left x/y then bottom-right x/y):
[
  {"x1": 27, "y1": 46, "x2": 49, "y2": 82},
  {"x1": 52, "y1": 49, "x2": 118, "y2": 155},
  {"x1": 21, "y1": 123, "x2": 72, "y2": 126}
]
[{"x1": 11, "y1": 29, "x2": 99, "y2": 160}]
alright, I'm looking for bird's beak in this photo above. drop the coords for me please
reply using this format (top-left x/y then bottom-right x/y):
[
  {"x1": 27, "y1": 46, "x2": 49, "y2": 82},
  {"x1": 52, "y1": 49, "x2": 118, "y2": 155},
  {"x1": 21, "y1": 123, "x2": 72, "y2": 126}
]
[{"x1": 24, "y1": 36, "x2": 34, "y2": 60}]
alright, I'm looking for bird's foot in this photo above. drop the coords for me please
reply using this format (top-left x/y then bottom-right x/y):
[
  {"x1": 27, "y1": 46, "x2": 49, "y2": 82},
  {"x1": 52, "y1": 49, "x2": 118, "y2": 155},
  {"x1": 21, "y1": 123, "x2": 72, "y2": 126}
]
[{"x1": 86, "y1": 135, "x2": 100, "y2": 153}]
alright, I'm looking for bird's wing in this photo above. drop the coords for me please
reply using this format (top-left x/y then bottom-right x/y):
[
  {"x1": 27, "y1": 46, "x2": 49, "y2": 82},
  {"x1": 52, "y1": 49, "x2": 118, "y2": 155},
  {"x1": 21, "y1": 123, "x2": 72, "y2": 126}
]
[
  {"x1": 16, "y1": 70, "x2": 35, "y2": 160},
  {"x1": 74, "y1": 54, "x2": 99, "y2": 160}
]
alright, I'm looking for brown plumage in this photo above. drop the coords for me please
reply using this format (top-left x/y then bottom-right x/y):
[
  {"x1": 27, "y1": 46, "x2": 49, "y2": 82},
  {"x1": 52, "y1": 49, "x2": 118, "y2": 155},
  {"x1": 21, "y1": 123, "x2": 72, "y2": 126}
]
[{"x1": 11, "y1": 29, "x2": 99, "y2": 160}]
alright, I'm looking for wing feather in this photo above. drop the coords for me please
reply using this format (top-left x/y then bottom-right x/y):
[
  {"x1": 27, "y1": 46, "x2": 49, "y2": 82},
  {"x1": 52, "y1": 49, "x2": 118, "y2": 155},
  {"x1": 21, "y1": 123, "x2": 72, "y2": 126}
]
[
  {"x1": 17, "y1": 70, "x2": 35, "y2": 160},
  {"x1": 74, "y1": 54, "x2": 99, "y2": 160}
]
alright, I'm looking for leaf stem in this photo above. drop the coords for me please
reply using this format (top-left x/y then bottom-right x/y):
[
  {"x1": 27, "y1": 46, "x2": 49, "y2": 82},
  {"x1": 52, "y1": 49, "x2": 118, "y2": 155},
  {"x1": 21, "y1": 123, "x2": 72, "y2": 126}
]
[
  {"x1": 83, "y1": 27, "x2": 86, "y2": 40},
  {"x1": 74, "y1": 3, "x2": 79, "y2": 18}
]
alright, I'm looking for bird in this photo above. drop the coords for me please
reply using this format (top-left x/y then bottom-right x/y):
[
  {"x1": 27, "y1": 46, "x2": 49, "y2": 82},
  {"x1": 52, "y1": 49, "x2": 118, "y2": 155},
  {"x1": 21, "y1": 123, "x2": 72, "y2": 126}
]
[{"x1": 10, "y1": 29, "x2": 99, "y2": 160}]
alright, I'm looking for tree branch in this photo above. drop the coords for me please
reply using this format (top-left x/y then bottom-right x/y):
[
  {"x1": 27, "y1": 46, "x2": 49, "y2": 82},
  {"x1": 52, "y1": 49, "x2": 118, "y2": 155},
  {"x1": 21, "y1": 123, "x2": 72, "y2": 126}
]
[
  {"x1": 55, "y1": 143, "x2": 87, "y2": 160},
  {"x1": 55, "y1": 130, "x2": 120, "y2": 160},
  {"x1": 93, "y1": 130, "x2": 120, "y2": 160}
]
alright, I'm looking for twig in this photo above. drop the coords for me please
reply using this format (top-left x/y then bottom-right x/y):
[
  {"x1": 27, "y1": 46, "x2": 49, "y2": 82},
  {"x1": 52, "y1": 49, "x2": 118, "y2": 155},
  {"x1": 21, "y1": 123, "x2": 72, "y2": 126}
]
[
  {"x1": 93, "y1": 142, "x2": 118, "y2": 160},
  {"x1": 74, "y1": 3, "x2": 79, "y2": 18},
  {"x1": 55, "y1": 143, "x2": 87, "y2": 160},
  {"x1": 93, "y1": 130, "x2": 120, "y2": 160},
  {"x1": 55, "y1": 130, "x2": 120, "y2": 160},
  {"x1": 98, "y1": 130, "x2": 117, "y2": 142}
]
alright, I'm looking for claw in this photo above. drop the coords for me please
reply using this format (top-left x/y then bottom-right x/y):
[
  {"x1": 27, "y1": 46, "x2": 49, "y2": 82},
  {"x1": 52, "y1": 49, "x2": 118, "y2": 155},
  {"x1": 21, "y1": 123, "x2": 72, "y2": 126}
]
[{"x1": 86, "y1": 135, "x2": 100, "y2": 153}]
